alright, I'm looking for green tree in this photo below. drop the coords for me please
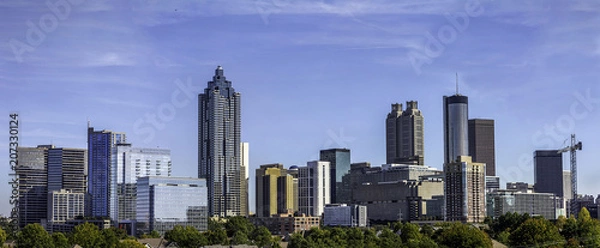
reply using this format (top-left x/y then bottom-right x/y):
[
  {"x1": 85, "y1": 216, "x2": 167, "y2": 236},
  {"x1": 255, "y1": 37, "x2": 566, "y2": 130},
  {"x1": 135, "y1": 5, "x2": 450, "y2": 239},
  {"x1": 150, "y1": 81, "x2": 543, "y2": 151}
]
[
  {"x1": 149, "y1": 230, "x2": 160, "y2": 238},
  {"x1": 52, "y1": 232, "x2": 69, "y2": 248},
  {"x1": 288, "y1": 232, "x2": 309, "y2": 248},
  {"x1": 378, "y1": 227, "x2": 403, "y2": 248},
  {"x1": 561, "y1": 216, "x2": 579, "y2": 241},
  {"x1": 225, "y1": 216, "x2": 254, "y2": 238},
  {"x1": 420, "y1": 224, "x2": 434, "y2": 238},
  {"x1": 116, "y1": 239, "x2": 145, "y2": 248},
  {"x1": 363, "y1": 228, "x2": 380, "y2": 248},
  {"x1": 509, "y1": 217, "x2": 564, "y2": 248},
  {"x1": 16, "y1": 223, "x2": 54, "y2": 248},
  {"x1": 252, "y1": 226, "x2": 274, "y2": 247},
  {"x1": 325, "y1": 227, "x2": 347, "y2": 247},
  {"x1": 102, "y1": 227, "x2": 126, "y2": 248},
  {"x1": 496, "y1": 230, "x2": 510, "y2": 245},
  {"x1": 346, "y1": 227, "x2": 364, "y2": 247},
  {"x1": 306, "y1": 227, "x2": 328, "y2": 247},
  {"x1": 0, "y1": 226, "x2": 7, "y2": 244},
  {"x1": 70, "y1": 222, "x2": 104, "y2": 248},
  {"x1": 231, "y1": 231, "x2": 249, "y2": 245},
  {"x1": 577, "y1": 207, "x2": 600, "y2": 247},
  {"x1": 204, "y1": 228, "x2": 228, "y2": 245},
  {"x1": 436, "y1": 222, "x2": 492, "y2": 248},
  {"x1": 164, "y1": 225, "x2": 208, "y2": 248},
  {"x1": 401, "y1": 223, "x2": 423, "y2": 243}
]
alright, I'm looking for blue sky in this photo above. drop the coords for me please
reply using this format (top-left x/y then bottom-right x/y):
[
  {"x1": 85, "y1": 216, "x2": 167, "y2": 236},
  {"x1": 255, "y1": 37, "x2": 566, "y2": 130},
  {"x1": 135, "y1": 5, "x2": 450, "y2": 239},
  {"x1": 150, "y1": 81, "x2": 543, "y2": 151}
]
[{"x1": 1, "y1": 0, "x2": 600, "y2": 216}]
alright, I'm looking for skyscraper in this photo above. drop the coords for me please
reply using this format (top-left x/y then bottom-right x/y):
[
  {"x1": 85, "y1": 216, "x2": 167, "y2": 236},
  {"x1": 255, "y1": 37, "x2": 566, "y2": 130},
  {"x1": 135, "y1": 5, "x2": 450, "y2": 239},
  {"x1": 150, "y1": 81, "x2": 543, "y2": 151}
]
[
  {"x1": 16, "y1": 146, "x2": 50, "y2": 228},
  {"x1": 198, "y1": 66, "x2": 242, "y2": 217},
  {"x1": 319, "y1": 148, "x2": 351, "y2": 203},
  {"x1": 298, "y1": 161, "x2": 331, "y2": 217},
  {"x1": 88, "y1": 127, "x2": 127, "y2": 218},
  {"x1": 468, "y1": 119, "x2": 496, "y2": 176},
  {"x1": 444, "y1": 156, "x2": 486, "y2": 223},
  {"x1": 443, "y1": 95, "x2": 469, "y2": 164},
  {"x1": 534, "y1": 150, "x2": 564, "y2": 198},
  {"x1": 386, "y1": 101, "x2": 425, "y2": 165}
]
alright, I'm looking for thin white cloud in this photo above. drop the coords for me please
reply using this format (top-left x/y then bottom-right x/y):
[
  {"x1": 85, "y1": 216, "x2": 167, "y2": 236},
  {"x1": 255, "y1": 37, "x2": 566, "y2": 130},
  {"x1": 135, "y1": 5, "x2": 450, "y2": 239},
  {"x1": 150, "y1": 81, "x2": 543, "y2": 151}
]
[{"x1": 80, "y1": 52, "x2": 137, "y2": 67}]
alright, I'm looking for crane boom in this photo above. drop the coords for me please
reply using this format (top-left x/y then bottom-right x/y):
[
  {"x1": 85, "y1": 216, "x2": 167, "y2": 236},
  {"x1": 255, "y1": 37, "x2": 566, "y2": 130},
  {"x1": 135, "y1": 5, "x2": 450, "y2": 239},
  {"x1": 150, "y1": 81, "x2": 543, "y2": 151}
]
[{"x1": 557, "y1": 134, "x2": 582, "y2": 217}]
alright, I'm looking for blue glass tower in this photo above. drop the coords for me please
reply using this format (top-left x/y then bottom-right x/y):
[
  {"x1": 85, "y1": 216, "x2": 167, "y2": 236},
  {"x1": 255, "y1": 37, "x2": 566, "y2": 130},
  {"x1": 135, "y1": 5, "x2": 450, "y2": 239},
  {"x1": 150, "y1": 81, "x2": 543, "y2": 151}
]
[
  {"x1": 87, "y1": 127, "x2": 126, "y2": 219},
  {"x1": 319, "y1": 148, "x2": 351, "y2": 203}
]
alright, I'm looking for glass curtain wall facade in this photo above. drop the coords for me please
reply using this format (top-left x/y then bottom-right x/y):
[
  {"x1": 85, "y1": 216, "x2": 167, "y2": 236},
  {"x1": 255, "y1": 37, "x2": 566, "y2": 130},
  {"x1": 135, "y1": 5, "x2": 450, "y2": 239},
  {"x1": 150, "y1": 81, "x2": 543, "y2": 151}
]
[
  {"x1": 443, "y1": 95, "x2": 469, "y2": 164},
  {"x1": 115, "y1": 144, "x2": 172, "y2": 222},
  {"x1": 136, "y1": 176, "x2": 208, "y2": 235},
  {"x1": 319, "y1": 149, "x2": 351, "y2": 204},
  {"x1": 88, "y1": 127, "x2": 127, "y2": 219},
  {"x1": 16, "y1": 146, "x2": 50, "y2": 228}
]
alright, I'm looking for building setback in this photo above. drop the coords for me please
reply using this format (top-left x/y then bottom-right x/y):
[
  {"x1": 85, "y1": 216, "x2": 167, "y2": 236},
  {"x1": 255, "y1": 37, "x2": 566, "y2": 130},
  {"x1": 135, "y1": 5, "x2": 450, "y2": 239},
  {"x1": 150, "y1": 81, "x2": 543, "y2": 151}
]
[
  {"x1": 298, "y1": 161, "x2": 331, "y2": 217},
  {"x1": 386, "y1": 101, "x2": 425, "y2": 165},
  {"x1": 444, "y1": 156, "x2": 486, "y2": 223},
  {"x1": 534, "y1": 150, "x2": 564, "y2": 198},
  {"x1": 468, "y1": 119, "x2": 496, "y2": 176},
  {"x1": 319, "y1": 148, "x2": 351, "y2": 203},
  {"x1": 198, "y1": 66, "x2": 242, "y2": 217}
]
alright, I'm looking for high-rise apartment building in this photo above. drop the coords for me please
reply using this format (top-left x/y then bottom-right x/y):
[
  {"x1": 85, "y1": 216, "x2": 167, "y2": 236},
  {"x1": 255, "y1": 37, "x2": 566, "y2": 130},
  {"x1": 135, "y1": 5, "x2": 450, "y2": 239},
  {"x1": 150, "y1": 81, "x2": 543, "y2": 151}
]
[
  {"x1": 298, "y1": 161, "x2": 331, "y2": 217},
  {"x1": 240, "y1": 142, "x2": 249, "y2": 216},
  {"x1": 115, "y1": 144, "x2": 171, "y2": 222},
  {"x1": 468, "y1": 119, "x2": 496, "y2": 176},
  {"x1": 443, "y1": 95, "x2": 469, "y2": 164},
  {"x1": 198, "y1": 66, "x2": 242, "y2": 217},
  {"x1": 319, "y1": 148, "x2": 351, "y2": 203},
  {"x1": 88, "y1": 127, "x2": 127, "y2": 218},
  {"x1": 16, "y1": 146, "x2": 50, "y2": 228},
  {"x1": 534, "y1": 150, "x2": 564, "y2": 198},
  {"x1": 386, "y1": 101, "x2": 425, "y2": 165},
  {"x1": 445, "y1": 156, "x2": 486, "y2": 223}
]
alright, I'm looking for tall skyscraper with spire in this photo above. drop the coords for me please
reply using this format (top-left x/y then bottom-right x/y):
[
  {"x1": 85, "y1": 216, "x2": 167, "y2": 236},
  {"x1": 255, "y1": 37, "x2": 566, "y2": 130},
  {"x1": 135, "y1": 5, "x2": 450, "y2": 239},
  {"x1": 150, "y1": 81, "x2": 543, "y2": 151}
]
[
  {"x1": 198, "y1": 66, "x2": 242, "y2": 217},
  {"x1": 443, "y1": 87, "x2": 469, "y2": 164},
  {"x1": 385, "y1": 101, "x2": 424, "y2": 165}
]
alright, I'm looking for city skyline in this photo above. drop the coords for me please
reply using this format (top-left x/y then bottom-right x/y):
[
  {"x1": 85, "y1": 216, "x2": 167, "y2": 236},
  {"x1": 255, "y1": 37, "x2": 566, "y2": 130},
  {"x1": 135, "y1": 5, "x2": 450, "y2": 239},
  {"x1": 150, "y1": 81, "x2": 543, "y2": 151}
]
[{"x1": 2, "y1": 1, "x2": 600, "y2": 216}]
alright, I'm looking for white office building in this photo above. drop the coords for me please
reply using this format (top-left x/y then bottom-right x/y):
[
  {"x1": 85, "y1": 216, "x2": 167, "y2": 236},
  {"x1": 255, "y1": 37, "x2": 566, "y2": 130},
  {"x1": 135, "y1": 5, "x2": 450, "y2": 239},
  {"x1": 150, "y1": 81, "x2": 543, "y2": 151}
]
[{"x1": 299, "y1": 161, "x2": 330, "y2": 217}]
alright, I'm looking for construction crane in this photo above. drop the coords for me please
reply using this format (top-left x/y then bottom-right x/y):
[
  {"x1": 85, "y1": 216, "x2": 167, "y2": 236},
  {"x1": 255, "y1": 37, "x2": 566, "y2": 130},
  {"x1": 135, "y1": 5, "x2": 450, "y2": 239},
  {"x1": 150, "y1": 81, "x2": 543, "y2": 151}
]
[{"x1": 558, "y1": 134, "x2": 582, "y2": 217}]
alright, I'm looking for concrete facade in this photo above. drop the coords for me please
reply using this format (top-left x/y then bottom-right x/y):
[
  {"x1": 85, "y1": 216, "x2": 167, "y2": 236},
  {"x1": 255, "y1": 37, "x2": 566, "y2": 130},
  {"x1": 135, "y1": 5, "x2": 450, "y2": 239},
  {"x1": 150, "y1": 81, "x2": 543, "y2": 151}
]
[
  {"x1": 468, "y1": 119, "x2": 496, "y2": 176},
  {"x1": 298, "y1": 161, "x2": 330, "y2": 217},
  {"x1": 386, "y1": 101, "x2": 425, "y2": 165},
  {"x1": 444, "y1": 156, "x2": 486, "y2": 223}
]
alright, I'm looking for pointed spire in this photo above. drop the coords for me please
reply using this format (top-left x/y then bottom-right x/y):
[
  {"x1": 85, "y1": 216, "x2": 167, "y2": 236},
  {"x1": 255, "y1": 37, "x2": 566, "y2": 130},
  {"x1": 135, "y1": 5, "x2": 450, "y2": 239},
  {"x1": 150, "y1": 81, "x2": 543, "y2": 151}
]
[{"x1": 456, "y1": 72, "x2": 459, "y2": 95}]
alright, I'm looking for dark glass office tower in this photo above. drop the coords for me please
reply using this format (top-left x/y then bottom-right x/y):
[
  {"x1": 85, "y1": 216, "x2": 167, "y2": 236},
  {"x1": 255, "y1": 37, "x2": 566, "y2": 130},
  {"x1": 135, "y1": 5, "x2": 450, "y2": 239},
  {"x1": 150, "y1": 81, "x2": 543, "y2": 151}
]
[
  {"x1": 443, "y1": 95, "x2": 469, "y2": 164},
  {"x1": 468, "y1": 119, "x2": 496, "y2": 176},
  {"x1": 16, "y1": 146, "x2": 50, "y2": 228},
  {"x1": 88, "y1": 127, "x2": 126, "y2": 219},
  {"x1": 47, "y1": 148, "x2": 87, "y2": 193},
  {"x1": 534, "y1": 150, "x2": 564, "y2": 198},
  {"x1": 319, "y1": 148, "x2": 351, "y2": 203},
  {"x1": 198, "y1": 66, "x2": 242, "y2": 217}
]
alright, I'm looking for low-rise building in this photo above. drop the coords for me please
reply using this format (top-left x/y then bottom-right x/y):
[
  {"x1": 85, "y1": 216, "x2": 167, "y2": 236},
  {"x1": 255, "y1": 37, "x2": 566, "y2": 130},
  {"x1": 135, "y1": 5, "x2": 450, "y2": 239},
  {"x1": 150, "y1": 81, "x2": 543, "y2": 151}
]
[
  {"x1": 487, "y1": 190, "x2": 564, "y2": 220},
  {"x1": 323, "y1": 204, "x2": 367, "y2": 227},
  {"x1": 251, "y1": 212, "x2": 320, "y2": 236}
]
